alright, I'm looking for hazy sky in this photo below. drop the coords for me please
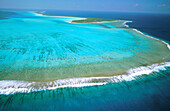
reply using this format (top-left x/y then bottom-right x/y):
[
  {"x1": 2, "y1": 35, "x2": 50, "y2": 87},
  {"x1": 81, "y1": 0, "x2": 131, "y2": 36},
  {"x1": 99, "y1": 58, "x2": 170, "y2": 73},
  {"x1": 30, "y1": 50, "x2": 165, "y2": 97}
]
[{"x1": 0, "y1": 0, "x2": 170, "y2": 13}]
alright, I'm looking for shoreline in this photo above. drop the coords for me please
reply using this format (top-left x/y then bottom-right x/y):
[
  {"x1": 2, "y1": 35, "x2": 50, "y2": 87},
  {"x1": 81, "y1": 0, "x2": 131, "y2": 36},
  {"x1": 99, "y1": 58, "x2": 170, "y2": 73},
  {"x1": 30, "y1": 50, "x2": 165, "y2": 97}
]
[{"x1": 71, "y1": 20, "x2": 121, "y2": 24}]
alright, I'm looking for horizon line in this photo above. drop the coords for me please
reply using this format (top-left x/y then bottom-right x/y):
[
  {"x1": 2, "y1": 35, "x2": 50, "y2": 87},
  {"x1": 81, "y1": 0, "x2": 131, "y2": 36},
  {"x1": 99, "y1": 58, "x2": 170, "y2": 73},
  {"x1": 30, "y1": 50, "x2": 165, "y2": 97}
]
[{"x1": 1, "y1": 8, "x2": 170, "y2": 14}]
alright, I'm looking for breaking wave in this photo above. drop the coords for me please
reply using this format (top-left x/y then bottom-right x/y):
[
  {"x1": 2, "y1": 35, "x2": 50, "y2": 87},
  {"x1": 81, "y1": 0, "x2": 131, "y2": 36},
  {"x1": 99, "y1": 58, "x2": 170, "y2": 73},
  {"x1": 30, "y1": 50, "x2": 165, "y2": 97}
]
[{"x1": 0, "y1": 62, "x2": 169, "y2": 95}]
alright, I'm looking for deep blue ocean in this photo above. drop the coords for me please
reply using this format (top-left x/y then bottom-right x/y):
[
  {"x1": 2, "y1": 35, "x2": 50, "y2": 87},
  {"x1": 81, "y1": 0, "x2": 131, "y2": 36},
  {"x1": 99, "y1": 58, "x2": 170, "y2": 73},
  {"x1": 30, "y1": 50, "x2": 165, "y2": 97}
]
[{"x1": 0, "y1": 9, "x2": 170, "y2": 111}]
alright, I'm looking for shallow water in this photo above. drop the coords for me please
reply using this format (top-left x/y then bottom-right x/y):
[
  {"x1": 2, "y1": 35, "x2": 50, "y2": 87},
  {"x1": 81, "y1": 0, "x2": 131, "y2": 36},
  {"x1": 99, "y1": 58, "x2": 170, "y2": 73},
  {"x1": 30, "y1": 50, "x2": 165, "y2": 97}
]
[{"x1": 0, "y1": 10, "x2": 170, "y2": 98}]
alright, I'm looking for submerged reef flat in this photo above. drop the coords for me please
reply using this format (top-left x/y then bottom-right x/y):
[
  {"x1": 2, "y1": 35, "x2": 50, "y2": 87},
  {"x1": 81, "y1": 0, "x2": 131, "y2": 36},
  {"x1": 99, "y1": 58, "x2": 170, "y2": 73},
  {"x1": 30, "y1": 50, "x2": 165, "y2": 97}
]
[{"x1": 0, "y1": 10, "x2": 170, "y2": 94}]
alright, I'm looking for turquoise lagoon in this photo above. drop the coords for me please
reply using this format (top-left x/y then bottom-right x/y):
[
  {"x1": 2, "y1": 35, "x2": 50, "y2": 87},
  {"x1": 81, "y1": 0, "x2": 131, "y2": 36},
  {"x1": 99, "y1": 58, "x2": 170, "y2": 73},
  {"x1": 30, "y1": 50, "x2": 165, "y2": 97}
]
[
  {"x1": 0, "y1": 10, "x2": 170, "y2": 93},
  {"x1": 0, "y1": 10, "x2": 170, "y2": 110}
]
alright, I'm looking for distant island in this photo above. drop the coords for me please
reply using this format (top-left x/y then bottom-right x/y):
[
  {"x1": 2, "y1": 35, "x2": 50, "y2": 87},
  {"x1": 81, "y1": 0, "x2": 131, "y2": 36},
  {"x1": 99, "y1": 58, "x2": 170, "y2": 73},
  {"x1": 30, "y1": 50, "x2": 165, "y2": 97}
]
[{"x1": 71, "y1": 17, "x2": 116, "y2": 23}]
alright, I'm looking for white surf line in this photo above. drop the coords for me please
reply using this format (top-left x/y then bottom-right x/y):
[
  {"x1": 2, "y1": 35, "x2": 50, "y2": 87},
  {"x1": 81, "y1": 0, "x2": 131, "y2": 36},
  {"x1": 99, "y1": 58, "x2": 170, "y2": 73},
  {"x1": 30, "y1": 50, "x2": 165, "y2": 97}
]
[
  {"x1": 47, "y1": 82, "x2": 107, "y2": 90},
  {"x1": 0, "y1": 62, "x2": 170, "y2": 95},
  {"x1": 123, "y1": 21, "x2": 170, "y2": 50},
  {"x1": 0, "y1": 81, "x2": 107, "y2": 95},
  {"x1": 122, "y1": 21, "x2": 132, "y2": 27}
]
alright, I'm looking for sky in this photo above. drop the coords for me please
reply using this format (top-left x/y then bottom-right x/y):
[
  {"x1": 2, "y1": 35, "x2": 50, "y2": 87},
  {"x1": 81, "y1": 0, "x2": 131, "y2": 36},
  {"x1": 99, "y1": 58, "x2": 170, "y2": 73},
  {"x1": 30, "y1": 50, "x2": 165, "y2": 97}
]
[{"x1": 0, "y1": 0, "x2": 170, "y2": 13}]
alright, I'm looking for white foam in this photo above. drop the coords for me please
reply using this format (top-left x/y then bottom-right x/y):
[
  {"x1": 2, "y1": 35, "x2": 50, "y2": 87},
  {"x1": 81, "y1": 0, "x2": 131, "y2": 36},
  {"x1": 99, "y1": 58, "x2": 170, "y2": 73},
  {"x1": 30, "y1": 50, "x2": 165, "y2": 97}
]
[
  {"x1": 32, "y1": 12, "x2": 44, "y2": 17},
  {"x1": 122, "y1": 21, "x2": 132, "y2": 27},
  {"x1": 0, "y1": 62, "x2": 169, "y2": 95},
  {"x1": 47, "y1": 82, "x2": 107, "y2": 90}
]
